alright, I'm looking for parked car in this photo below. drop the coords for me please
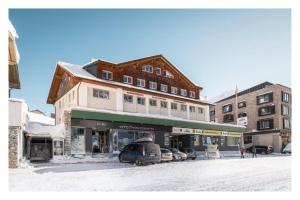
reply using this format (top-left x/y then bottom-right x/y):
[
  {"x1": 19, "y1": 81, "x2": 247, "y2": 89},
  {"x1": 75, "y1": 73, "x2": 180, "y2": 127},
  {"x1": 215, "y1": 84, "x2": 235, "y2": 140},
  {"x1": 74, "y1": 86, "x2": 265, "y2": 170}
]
[
  {"x1": 160, "y1": 148, "x2": 173, "y2": 162},
  {"x1": 180, "y1": 148, "x2": 197, "y2": 160},
  {"x1": 246, "y1": 145, "x2": 273, "y2": 154},
  {"x1": 282, "y1": 142, "x2": 291, "y2": 154},
  {"x1": 169, "y1": 148, "x2": 187, "y2": 161},
  {"x1": 119, "y1": 141, "x2": 161, "y2": 166}
]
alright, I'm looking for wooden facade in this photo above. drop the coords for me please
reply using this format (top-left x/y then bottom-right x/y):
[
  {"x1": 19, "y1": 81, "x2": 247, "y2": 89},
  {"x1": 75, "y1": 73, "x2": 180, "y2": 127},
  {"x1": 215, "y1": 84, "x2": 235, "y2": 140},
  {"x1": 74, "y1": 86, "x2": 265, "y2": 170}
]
[{"x1": 47, "y1": 55, "x2": 205, "y2": 106}]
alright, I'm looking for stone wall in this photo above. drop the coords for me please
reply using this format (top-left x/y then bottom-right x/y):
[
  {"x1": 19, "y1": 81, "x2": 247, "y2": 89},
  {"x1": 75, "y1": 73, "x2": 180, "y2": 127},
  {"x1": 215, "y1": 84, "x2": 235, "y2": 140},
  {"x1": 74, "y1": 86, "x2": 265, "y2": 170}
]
[
  {"x1": 9, "y1": 127, "x2": 19, "y2": 168},
  {"x1": 63, "y1": 111, "x2": 71, "y2": 155}
]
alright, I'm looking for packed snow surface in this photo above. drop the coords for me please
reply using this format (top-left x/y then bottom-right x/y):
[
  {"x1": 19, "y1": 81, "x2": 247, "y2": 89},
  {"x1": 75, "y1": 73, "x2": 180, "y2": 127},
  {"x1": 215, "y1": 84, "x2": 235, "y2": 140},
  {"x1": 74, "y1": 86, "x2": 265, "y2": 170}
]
[{"x1": 9, "y1": 156, "x2": 290, "y2": 191}]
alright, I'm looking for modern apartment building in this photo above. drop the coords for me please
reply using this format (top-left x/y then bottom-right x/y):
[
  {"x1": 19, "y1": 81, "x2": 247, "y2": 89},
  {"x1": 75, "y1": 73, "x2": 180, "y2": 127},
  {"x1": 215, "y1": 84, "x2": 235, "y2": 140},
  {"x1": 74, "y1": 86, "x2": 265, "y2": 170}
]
[
  {"x1": 212, "y1": 82, "x2": 291, "y2": 152},
  {"x1": 47, "y1": 55, "x2": 245, "y2": 155}
]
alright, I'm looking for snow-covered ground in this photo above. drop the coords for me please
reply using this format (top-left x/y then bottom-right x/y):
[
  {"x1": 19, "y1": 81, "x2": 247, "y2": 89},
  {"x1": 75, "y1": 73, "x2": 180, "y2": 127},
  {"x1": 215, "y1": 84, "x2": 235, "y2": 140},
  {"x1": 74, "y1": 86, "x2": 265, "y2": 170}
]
[{"x1": 9, "y1": 155, "x2": 291, "y2": 191}]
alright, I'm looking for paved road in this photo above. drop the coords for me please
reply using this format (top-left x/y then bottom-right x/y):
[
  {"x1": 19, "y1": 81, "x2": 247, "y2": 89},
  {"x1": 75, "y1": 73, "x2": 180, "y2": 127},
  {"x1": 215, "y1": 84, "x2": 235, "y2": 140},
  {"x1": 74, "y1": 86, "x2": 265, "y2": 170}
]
[{"x1": 9, "y1": 156, "x2": 291, "y2": 191}]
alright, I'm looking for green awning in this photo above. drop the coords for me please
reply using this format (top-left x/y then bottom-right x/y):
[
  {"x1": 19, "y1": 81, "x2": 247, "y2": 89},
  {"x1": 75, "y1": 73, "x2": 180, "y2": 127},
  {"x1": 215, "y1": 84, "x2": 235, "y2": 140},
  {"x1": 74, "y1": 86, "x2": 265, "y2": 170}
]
[{"x1": 71, "y1": 110, "x2": 246, "y2": 133}]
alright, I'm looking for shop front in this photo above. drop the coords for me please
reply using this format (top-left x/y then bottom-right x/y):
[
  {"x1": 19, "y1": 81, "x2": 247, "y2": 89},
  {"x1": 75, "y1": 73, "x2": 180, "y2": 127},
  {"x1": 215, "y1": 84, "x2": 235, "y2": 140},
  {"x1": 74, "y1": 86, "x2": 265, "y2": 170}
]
[
  {"x1": 71, "y1": 118, "x2": 172, "y2": 155},
  {"x1": 171, "y1": 127, "x2": 242, "y2": 151},
  {"x1": 70, "y1": 109, "x2": 245, "y2": 155}
]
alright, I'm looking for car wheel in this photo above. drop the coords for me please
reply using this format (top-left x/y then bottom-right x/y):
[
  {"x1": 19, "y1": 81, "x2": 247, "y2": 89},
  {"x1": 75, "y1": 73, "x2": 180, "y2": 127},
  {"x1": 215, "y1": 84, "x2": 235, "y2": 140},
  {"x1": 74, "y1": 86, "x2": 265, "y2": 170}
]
[
  {"x1": 192, "y1": 158, "x2": 196, "y2": 160},
  {"x1": 135, "y1": 159, "x2": 143, "y2": 166}
]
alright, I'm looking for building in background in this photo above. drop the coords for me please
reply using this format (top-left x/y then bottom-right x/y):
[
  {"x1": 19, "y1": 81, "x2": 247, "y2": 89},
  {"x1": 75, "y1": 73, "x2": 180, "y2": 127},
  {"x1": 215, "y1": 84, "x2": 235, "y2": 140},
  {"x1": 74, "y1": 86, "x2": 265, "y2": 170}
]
[
  {"x1": 47, "y1": 55, "x2": 245, "y2": 156},
  {"x1": 8, "y1": 20, "x2": 20, "y2": 96},
  {"x1": 212, "y1": 82, "x2": 291, "y2": 152}
]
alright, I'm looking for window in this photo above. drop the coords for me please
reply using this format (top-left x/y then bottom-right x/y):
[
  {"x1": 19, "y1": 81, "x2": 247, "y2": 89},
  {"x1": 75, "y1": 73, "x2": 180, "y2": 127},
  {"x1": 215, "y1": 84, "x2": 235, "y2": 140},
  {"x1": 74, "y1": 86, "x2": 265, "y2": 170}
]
[
  {"x1": 163, "y1": 70, "x2": 174, "y2": 78},
  {"x1": 189, "y1": 91, "x2": 195, "y2": 98},
  {"x1": 194, "y1": 135, "x2": 200, "y2": 146},
  {"x1": 257, "y1": 92, "x2": 273, "y2": 104},
  {"x1": 198, "y1": 107, "x2": 203, "y2": 114},
  {"x1": 189, "y1": 106, "x2": 196, "y2": 113},
  {"x1": 124, "y1": 94, "x2": 133, "y2": 103},
  {"x1": 258, "y1": 105, "x2": 275, "y2": 116},
  {"x1": 202, "y1": 136, "x2": 219, "y2": 145},
  {"x1": 181, "y1": 104, "x2": 187, "y2": 112},
  {"x1": 142, "y1": 65, "x2": 153, "y2": 73},
  {"x1": 210, "y1": 110, "x2": 215, "y2": 115},
  {"x1": 161, "y1": 84, "x2": 168, "y2": 92},
  {"x1": 171, "y1": 103, "x2": 177, "y2": 110},
  {"x1": 123, "y1": 75, "x2": 133, "y2": 85},
  {"x1": 180, "y1": 89, "x2": 187, "y2": 96},
  {"x1": 171, "y1": 87, "x2": 178, "y2": 94},
  {"x1": 223, "y1": 114, "x2": 234, "y2": 123},
  {"x1": 71, "y1": 127, "x2": 85, "y2": 154},
  {"x1": 257, "y1": 119, "x2": 274, "y2": 130},
  {"x1": 156, "y1": 68, "x2": 161, "y2": 76},
  {"x1": 238, "y1": 101, "x2": 246, "y2": 108},
  {"x1": 149, "y1": 99, "x2": 157, "y2": 107},
  {"x1": 161, "y1": 101, "x2": 168, "y2": 108},
  {"x1": 93, "y1": 88, "x2": 109, "y2": 99},
  {"x1": 149, "y1": 81, "x2": 157, "y2": 90},
  {"x1": 282, "y1": 91, "x2": 290, "y2": 103},
  {"x1": 283, "y1": 118, "x2": 290, "y2": 129},
  {"x1": 238, "y1": 112, "x2": 247, "y2": 118},
  {"x1": 137, "y1": 97, "x2": 145, "y2": 105},
  {"x1": 223, "y1": 104, "x2": 232, "y2": 113},
  {"x1": 227, "y1": 137, "x2": 240, "y2": 146},
  {"x1": 102, "y1": 70, "x2": 113, "y2": 80},
  {"x1": 137, "y1": 79, "x2": 145, "y2": 87},
  {"x1": 281, "y1": 104, "x2": 290, "y2": 116}
]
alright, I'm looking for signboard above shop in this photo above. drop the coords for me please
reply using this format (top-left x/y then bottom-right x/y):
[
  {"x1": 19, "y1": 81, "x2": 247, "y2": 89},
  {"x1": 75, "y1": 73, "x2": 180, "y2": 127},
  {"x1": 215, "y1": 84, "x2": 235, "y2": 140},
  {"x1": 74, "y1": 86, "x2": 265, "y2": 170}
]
[
  {"x1": 172, "y1": 127, "x2": 202, "y2": 135},
  {"x1": 237, "y1": 117, "x2": 248, "y2": 126}
]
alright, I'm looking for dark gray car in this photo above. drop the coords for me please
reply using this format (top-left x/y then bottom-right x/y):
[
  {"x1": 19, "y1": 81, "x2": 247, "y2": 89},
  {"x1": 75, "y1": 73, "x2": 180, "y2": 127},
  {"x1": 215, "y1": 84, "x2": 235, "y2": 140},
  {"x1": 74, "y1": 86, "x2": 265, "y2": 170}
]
[
  {"x1": 119, "y1": 142, "x2": 161, "y2": 166},
  {"x1": 180, "y1": 148, "x2": 197, "y2": 160}
]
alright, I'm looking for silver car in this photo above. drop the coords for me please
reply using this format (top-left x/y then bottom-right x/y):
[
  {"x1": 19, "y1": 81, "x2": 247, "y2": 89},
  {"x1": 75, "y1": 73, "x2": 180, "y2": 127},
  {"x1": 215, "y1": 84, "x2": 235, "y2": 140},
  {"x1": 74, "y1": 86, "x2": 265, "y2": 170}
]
[{"x1": 160, "y1": 148, "x2": 173, "y2": 162}]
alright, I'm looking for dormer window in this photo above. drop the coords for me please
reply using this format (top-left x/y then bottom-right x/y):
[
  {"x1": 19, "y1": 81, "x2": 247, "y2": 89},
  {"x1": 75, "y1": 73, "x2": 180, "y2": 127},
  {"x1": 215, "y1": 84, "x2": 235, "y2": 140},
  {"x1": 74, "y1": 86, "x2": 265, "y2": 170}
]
[
  {"x1": 171, "y1": 87, "x2": 177, "y2": 94},
  {"x1": 102, "y1": 70, "x2": 113, "y2": 80},
  {"x1": 163, "y1": 70, "x2": 174, "y2": 79},
  {"x1": 161, "y1": 84, "x2": 168, "y2": 92},
  {"x1": 149, "y1": 81, "x2": 157, "y2": 90},
  {"x1": 156, "y1": 68, "x2": 161, "y2": 76},
  {"x1": 189, "y1": 91, "x2": 195, "y2": 98},
  {"x1": 123, "y1": 75, "x2": 133, "y2": 85},
  {"x1": 180, "y1": 89, "x2": 187, "y2": 96},
  {"x1": 142, "y1": 65, "x2": 153, "y2": 73},
  {"x1": 137, "y1": 79, "x2": 145, "y2": 87}
]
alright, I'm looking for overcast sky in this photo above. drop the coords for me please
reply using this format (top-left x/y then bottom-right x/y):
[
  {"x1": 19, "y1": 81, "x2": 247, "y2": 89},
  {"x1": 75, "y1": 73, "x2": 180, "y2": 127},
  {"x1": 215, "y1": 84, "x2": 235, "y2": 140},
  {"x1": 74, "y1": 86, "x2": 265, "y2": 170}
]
[{"x1": 9, "y1": 9, "x2": 291, "y2": 115}]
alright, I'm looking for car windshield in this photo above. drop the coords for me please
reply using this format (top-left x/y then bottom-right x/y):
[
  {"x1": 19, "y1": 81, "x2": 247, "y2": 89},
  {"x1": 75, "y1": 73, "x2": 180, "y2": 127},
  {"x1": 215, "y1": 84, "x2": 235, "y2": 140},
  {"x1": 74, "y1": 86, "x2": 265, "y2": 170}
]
[{"x1": 170, "y1": 148, "x2": 178, "y2": 153}]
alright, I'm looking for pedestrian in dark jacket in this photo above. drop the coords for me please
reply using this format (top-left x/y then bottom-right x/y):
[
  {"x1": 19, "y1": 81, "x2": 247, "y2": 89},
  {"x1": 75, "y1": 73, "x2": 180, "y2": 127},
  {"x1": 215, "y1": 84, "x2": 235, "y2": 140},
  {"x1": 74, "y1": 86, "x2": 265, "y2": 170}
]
[
  {"x1": 240, "y1": 146, "x2": 245, "y2": 158},
  {"x1": 252, "y1": 145, "x2": 257, "y2": 158}
]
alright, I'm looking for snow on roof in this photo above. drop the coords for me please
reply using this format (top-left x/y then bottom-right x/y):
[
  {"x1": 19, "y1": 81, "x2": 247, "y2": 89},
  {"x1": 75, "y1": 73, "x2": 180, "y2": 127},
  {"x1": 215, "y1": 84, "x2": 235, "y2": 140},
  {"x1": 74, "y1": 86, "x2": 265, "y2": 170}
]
[
  {"x1": 27, "y1": 111, "x2": 55, "y2": 126},
  {"x1": 8, "y1": 20, "x2": 20, "y2": 63},
  {"x1": 26, "y1": 123, "x2": 65, "y2": 139},
  {"x1": 8, "y1": 20, "x2": 19, "y2": 38},
  {"x1": 57, "y1": 61, "x2": 211, "y2": 105},
  {"x1": 72, "y1": 106, "x2": 245, "y2": 129}
]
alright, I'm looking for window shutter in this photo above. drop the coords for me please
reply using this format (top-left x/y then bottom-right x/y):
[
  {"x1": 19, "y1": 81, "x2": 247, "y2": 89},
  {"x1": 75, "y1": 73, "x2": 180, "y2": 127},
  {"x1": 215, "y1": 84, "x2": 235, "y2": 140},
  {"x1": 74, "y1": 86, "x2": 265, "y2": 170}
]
[
  {"x1": 269, "y1": 93, "x2": 273, "y2": 102},
  {"x1": 281, "y1": 91, "x2": 284, "y2": 102},
  {"x1": 271, "y1": 105, "x2": 276, "y2": 114},
  {"x1": 256, "y1": 96, "x2": 259, "y2": 105},
  {"x1": 257, "y1": 121, "x2": 260, "y2": 130},
  {"x1": 281, "y1": 104, "x2": 283, "y2": 115},
  {"x1": 269, "y1": 119, "x2": 274, "y2": 129},
  {"x1": 258, "y1": 108, "x2": 261, "y2": 116}
]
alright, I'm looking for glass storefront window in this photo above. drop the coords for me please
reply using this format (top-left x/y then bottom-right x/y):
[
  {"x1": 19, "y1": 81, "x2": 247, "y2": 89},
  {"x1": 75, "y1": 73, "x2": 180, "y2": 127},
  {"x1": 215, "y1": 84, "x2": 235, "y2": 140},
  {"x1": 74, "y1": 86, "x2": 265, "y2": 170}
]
[
  {"x1": 116, "y1": 130, "x2": 155, "y2": 151},
  {"x1": 202, "y1": 136, "x2": 219, "y2": 145},
  {"x1": 220, "y1": 136, "x2": 226, "y2": 146},
  {"x1": 194, "y1": 135, "x2": 200, "y2": 146},
  {"x1": 71, "y1": 127, "x2": 85, "y2": 154},
  {"x1": 227, "y1": 137, "x2": 240, "y2": 146}
]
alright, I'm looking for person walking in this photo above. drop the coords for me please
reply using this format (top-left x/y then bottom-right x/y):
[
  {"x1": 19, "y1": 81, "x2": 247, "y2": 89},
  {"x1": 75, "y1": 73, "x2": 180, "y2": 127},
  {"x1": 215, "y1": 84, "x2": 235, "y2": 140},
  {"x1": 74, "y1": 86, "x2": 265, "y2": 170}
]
[
  {"x1": 252, "y1": 145, "x2": 257, "y2": 158},
  {"x1": 240, "y1": 146, "x2": 245, "y2": 158}
]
